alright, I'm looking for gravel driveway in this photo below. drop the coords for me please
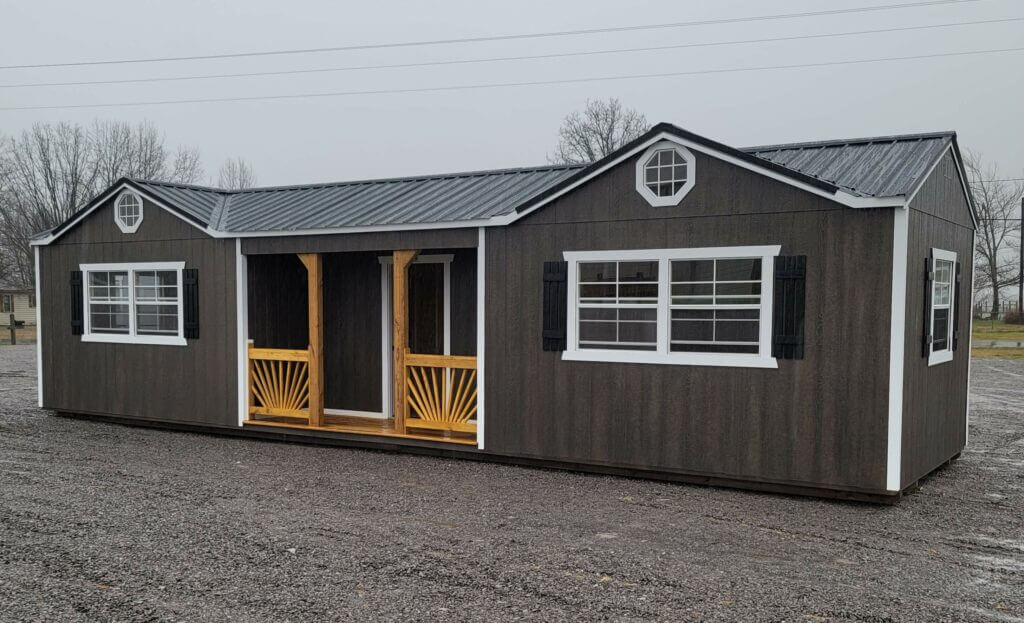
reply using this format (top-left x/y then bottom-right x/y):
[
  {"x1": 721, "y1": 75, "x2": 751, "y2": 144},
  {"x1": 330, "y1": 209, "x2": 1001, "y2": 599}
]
[{"x1": 0, "y1": 345, "x2": 1021, "y2": 622}]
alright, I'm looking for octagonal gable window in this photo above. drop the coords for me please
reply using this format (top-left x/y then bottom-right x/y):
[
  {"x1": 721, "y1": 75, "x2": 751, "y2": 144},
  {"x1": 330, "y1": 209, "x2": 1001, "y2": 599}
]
[
  {"x1": 115, "y1": 191, "x2": 143, "y2": 233},
  {"x1": 635, "y1": 142, "x2": 695, "y2": 207}
]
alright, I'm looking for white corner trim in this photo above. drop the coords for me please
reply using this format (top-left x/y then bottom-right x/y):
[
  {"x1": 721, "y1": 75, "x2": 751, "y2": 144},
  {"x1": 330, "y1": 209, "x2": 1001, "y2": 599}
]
[
  {"x1": 562, "y1": 245, "x2": 780, "y2": 369},
  {"x1": 113, "y1": 190, "x2": 144, "y2": 234},
  {"x1": 235, "y1": 238, "x2": 249, "y2": 426},
  {"x1": 34, "y1": 246, "x2": 43, "y2": 408},
  {"x1": 634, "y1": 141, "x2": 696, "y2": 207},
  {"x1": 476, "y1": 227, "x2": 486, "y2": 450},
  {"x1": 966, "y1": 230, "x2": 976, "y2": 444},
  {"x1": 886, "y1": 207, "x2": 909, "y2": 491},
  {"x1": 79, "y1": 261, "x2": 187, "y2": 347}
]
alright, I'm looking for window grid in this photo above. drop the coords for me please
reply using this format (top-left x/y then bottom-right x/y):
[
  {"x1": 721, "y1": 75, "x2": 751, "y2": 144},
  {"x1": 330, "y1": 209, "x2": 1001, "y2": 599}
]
[
  {"x1": 115, "y1": 192, "x2": 142, "y2": 230},
  {"x1": 643, "y1": 149, "x2": 688, "y2": 197},
  {"x1": 82, "y1": 264, "x2": 183, "y2": 342},
  {"x1": 578, "y1": 260, "x2": 659, "y2": 351},
  {"x1": 670, "y1": 258, "x2": 762, "y2": 354},
  {"x1": 932, "y1": 257, "x2": 953, "y2": 353}
]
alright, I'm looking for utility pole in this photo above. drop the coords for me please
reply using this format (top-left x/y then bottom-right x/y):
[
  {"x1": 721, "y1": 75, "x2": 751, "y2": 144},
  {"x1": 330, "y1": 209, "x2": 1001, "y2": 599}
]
[{"x1": 1020, "y1": 196, "x2": 1023, "y2": 313}]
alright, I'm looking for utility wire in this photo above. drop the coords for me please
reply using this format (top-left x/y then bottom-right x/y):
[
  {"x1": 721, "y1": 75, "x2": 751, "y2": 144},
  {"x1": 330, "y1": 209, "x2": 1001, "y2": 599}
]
[
  {"x1": 0, "y1": 0, "x2": 981, "y2": 70},
  {"x1": 1, "y1": 46, "x2": 1020, "y2": 112},
  {"x1": 3, "y1": 17, "x2": 1019, "y2": 89}
]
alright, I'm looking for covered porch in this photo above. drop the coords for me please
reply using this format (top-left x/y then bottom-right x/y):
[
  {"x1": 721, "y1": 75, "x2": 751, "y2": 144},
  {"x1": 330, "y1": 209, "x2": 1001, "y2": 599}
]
[{"x1": 239, "y1": 242, "x2": 482, "y2": 447}]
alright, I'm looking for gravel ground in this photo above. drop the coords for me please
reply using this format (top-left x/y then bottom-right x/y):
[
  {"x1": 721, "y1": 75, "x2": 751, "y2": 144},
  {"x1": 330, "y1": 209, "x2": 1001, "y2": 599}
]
[{"x1": 0, "y1": 345, "x2": 1021, "y2": 622}]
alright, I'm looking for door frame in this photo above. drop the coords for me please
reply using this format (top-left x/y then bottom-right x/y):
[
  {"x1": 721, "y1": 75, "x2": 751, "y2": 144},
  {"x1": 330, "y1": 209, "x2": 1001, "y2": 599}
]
[{"x1": 378, "y1": 254, "x2": 452, "y2": 419}]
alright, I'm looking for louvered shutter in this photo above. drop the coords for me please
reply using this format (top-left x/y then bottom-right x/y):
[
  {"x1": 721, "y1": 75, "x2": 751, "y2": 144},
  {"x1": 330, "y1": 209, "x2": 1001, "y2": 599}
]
[
  {"x1": 542, "y1": 260, "x2": 568, "y2": 351},
  {"x1": 183, "y1": 268, "x2": 199, "y2": 339},
  {"x1": 70, "y1": 270, "x2": 84, "y2": 335},
  {"x1": 771, "y1": 256, "x2": 806, "y2": 360},
  {"x1": 952, "y1": 260, "x2": 962, "y2": 351},
  {"x1": 922, "y1": 254, "x2": 933, "y2": 357}
]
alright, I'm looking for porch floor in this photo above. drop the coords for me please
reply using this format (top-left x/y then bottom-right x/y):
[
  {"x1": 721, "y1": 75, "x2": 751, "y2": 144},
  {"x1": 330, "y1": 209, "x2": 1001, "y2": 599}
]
[{"x1": 242, "y1": 413, "x2": 477, "y2": 446}]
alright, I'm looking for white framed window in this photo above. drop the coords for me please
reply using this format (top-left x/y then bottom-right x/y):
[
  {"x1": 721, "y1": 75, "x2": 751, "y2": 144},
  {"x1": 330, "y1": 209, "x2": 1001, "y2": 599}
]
[
  {"x1": 80, "y1": 262, "x2": 186, "y2": 346},
  {"x1": 635, "y1": 141, "x2": 696, "y2": 207},
  {"x1": 564, "y1": 246, "x2": 780, "y2": 368},
  {"x1": 114, "y1": 191, "x2": 143, "y2": 233},
  {"x1": 928, "y1": 248, "x2": 957, "y2": 366}
]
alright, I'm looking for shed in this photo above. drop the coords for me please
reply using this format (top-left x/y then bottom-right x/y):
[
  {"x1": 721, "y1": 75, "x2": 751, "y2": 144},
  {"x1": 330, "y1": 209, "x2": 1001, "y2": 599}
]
[{"x1": 32, "y1": 122, "x2": 975, "y2": 501}]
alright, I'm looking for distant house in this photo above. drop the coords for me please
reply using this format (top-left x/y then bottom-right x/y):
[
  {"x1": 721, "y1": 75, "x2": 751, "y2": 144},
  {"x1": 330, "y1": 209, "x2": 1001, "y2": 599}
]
[
  {"x1": 31, "y1": 122, "x2": 974, "y2": 502},
  {"x1": 0, "y1": 281, "x2": 35, "y2": 326}
]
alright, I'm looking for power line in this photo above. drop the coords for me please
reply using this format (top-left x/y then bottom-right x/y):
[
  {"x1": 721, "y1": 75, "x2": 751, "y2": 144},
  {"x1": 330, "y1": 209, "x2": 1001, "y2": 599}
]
[
  {"x1": 4, "y1": 17, "x2": 1019, "y2": 90},
  {"x1": 0, "y1": 0, "x2": 981, "y2": 70},
  {"x1": 3, "y1": 46, "x2": 1019, "y2": 112},
  {"x1": 977, "y1": 178, "x2": 1024, "y2": 182}
]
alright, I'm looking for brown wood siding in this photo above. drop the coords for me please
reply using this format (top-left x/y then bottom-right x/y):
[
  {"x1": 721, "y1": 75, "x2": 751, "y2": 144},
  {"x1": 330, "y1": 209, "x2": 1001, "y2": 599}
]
[
  {"x1": 241, "y1": 228, "x2": 478, "y2": 255},
  {"x1": 39, "y1": 195, "x2": 238, "y2": 427},
  {"x1": 901, "y1": 151, "x2": 974, "y2": 486},
  {"x1": 484, "y1": 150, "x2": 895, "y2": 492}
]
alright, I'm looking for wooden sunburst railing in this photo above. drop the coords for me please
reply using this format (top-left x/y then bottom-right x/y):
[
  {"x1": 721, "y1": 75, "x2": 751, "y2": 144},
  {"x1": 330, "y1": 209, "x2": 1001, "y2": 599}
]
[
  {"x1": 248, "y1": 346, "x2": 311, "y2": 420},
  {"x1": 404, "y1": 352, "x2": 477, "y2": 435}
]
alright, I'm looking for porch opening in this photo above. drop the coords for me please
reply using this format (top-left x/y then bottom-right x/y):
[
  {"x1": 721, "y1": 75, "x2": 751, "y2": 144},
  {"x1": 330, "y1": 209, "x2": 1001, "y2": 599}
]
[{"x1": 242, "y1": 248, "x2": 478, "y2": 445}]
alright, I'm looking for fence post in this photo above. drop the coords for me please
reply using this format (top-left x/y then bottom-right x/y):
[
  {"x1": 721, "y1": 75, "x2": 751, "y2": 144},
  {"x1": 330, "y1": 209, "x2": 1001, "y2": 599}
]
[{"x1": 8, "y1": 314, "x2": 14, "y2": 345}]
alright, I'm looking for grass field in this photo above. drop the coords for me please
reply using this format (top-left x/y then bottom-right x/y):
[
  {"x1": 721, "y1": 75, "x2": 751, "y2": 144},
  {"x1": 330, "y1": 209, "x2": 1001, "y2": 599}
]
[{"x1": 971, "y1": 318, "x2": 1024, "y2": 342}]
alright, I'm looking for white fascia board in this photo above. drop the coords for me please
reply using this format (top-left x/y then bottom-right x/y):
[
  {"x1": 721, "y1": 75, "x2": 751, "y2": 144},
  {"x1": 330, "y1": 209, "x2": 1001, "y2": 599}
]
[
  {"x1": 499, "y1": 131, "x2": 906, "y2": 226},
  {"x1": 31, "y1": 182, "x2": 219, "y2": 246}
]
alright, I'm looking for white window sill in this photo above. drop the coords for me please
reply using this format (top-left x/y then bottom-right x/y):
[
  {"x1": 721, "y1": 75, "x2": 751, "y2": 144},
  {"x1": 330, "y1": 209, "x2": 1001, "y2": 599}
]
[
  {"x1": 562, "y1": 349, "x2": 778, "y2": 369},
  {"x1": 928, "y1": 349, "x2": 954, "y2": 366},
  {"x1": 81, "y1": 333, "x2": 187, "y2": 346}
]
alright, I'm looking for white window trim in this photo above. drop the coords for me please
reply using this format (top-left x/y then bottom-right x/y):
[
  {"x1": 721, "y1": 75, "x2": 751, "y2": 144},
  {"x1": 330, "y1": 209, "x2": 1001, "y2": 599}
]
[
  {"x1": 635, "y1": 140, "x2": 696, "y2": 207},
  {"x1": 80, "y1": 261, "x2": 186, "y2": 346},
  {"x1": 563, "y1": 246, "x2": 780, "y2": 368},
  {"x1": 114, "y1": 190, "x2": 144, "y2": 234},
  {"x1": 928, "y1": 248, "x2": 957, "y2": 367}
]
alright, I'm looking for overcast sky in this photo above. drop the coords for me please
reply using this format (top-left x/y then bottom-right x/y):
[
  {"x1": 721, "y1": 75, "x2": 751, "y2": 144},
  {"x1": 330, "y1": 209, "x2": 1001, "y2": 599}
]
[{"x1": 2, "y1": 0, "x2": 1022, "y2": 186}]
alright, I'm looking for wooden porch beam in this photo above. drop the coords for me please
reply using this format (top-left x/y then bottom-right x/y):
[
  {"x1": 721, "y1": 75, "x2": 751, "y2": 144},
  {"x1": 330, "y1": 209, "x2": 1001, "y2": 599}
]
[
  {"x1": 392, "y1": 249, "x2": 419, "y2": 434},
  {"x1": 298, "y1": 253, "x2": 324, "y2": 428}
]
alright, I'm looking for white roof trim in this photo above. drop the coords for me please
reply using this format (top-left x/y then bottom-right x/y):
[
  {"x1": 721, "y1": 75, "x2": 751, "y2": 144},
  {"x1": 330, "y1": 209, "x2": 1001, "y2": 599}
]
[
  {"x1": 31, "y1": 182, "x2": 218, "y2": 246},
  {"x1": 903, "y1": 143, "x2": 978, "y2": 229},
  {"x1": 35, "y1": 128, "x2": 927, "y2": 246},
  {"x1": 496, "y1": 130, "x2": 907, "y2": 226}
]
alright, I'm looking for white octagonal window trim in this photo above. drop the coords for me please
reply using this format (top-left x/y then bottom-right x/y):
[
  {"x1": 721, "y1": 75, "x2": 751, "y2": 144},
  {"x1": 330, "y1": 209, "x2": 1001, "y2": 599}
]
[
  {"x1": 635, "y1": 141, "x2": 696, "y2": 207},
  {"x1": 114, "y1": 190, "x2": 144, "y2": 234}
]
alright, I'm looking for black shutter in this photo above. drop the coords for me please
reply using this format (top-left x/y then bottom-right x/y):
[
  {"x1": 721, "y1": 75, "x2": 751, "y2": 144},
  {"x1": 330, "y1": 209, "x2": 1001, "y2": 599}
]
[
  {"x1": 771, "y1": 256, "x2": 806, "y2": 360},
  {"x1": 70, "y1": 270, "x2": 84, "y2": 335},
  {"x1": 542, "y1": 260, "x2": 568, "y2": 351},
  {"x1": 922, "y1": 254, "x2": 934, "y2": 357},
  {"x1": 183, "y1": 268, "x2": 199, "y2": 339},
  {"x1": 952, "y1": 260, "x2": 962, "y2": 351}
]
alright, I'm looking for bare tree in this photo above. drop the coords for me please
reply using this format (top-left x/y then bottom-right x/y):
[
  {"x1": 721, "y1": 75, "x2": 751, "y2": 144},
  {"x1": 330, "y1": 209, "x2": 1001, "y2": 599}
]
[
  {"x1": 217, "y1": 157, "x2": 258, "y2": 190},
  {"x1": 965, "y1": 150, "x2": 1024, "y2": 317},
  {"x1": 549, "y1": 98, "x2": 649, "y2": 165},
  {"x1": 0, "y1": 120, "x2": 207, "y2": 289}
]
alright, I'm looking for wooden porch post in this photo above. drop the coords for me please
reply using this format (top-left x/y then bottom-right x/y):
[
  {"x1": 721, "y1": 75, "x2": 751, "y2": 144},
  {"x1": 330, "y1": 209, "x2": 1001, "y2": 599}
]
[
  {"x1": 298, "y1": 253, "x2": 324, "y2": 428},
  {"x1": 392, "y1": 249, "x2": 419, "y2": 434}
]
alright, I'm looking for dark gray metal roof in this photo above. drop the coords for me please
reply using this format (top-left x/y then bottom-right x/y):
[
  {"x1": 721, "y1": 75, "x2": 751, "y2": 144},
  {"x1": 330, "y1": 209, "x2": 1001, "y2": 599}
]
[
  {"x1": 131, "y1": 180, "x2": 224, "y2": 225},
  {"x1": 742, "y1": 131, "x2": 954, "y2": 198},
  {"x1": 118, "y1": 130, "x2": 954, "y2": 235}
]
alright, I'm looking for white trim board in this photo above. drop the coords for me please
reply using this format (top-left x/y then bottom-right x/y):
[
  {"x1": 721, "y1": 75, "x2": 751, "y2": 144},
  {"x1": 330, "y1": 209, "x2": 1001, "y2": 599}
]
[
  {"x1": 34, "y1": 246, "x2": 42, "y2": 408},
  {"x1": 886, "y1": 207, "x2": 909, "y2": 491},
  {"x1": 235, "y1": 239, "x2": 249, "y2": 426},
  {"x1": 476, "y1": 227, "x2": 486, "y2": 451}
]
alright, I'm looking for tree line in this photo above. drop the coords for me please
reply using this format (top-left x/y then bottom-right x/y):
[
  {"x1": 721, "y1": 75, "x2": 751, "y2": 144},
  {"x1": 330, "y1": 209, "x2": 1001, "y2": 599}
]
[
  {"x1": 0, "y1": 120, "x2": 257, "y2": 290},
  {"x1": 1, "y1": 101, "x2": 1020, "y2": 314}
]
